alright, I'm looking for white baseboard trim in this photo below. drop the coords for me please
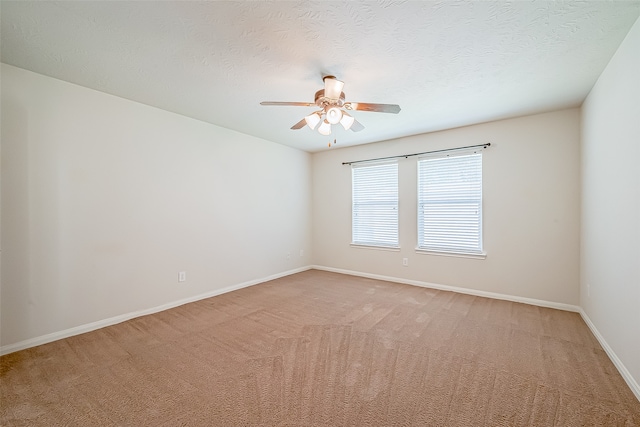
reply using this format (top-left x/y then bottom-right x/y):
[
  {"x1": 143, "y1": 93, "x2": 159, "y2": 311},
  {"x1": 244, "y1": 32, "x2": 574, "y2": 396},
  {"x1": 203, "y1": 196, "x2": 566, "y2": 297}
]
[
  {"x1": 0, "y1": 266, "x2": 312, "y2": 356},
  {"x1": 312, "y1": 265, "x2": 640, "y2": 402},
  {"x1": 311, "y1": 265, "x2": 580, "y2": 312},
  {"x1": 578, "y1": 308, "x2": 640, "y2": 402},
  {"x1": 5, "y1": 265, "x2": 638, "y2": 404}
]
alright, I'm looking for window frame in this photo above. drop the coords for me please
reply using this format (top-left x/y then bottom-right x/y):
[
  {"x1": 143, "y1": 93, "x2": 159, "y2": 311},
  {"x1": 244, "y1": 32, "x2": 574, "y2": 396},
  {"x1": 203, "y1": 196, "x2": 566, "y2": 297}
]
[
  {"x1": 416, "y1": 149, "x2": 486, "y2": 259},
  {"x1": 351, "y1": 160, "x2": 400, "y2": 250}
]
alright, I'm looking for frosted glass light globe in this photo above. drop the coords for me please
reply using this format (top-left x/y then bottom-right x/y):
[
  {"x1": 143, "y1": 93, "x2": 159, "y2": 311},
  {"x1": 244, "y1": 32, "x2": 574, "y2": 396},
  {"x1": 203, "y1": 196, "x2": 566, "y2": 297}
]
[{"x1": 326, "y1": 107, "x2": 343, "y2": 125}]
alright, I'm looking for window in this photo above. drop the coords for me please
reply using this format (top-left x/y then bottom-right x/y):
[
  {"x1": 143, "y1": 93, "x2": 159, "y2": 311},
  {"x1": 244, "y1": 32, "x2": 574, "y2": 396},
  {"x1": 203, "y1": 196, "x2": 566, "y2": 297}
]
[
  {"x1": 352, "y1": 161, "x2": 399, "y2": 248},
  {"x1": 417, "y1": 150, "x2": 484, "y2": 256}
]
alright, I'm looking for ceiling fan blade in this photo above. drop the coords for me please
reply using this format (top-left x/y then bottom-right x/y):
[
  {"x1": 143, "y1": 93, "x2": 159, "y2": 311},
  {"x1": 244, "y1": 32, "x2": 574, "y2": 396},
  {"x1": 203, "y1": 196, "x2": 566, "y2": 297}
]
[
  {"x1": 350, "y1": 119, "x2": 365, "y2": 132},
  {"x1": 290, "y1": 118, "x2": 307, "y2": 130},
  {"x1": 345, "y1": 102, "x2": 401, "y2": 114},
  {"x1": 260, "y1": 101, "x2": 316, "y2": 107},
  {"x1": 323, "y1": 76, "x2": 344, "y2": 99}
]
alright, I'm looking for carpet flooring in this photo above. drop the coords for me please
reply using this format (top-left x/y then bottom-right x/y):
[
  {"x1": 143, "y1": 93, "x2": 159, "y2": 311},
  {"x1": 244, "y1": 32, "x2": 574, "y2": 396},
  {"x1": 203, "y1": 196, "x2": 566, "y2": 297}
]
[{"x1": 1, "y1": 270, "x2": 639, "y2": 426}]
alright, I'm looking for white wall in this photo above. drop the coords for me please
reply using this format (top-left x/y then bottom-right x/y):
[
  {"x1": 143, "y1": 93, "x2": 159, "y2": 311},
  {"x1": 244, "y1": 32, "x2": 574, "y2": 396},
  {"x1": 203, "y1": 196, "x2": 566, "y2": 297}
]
[
  {"x1": 313, "y1": 109, "x2": 581, "y2": 305},
  {"x1": 581, "y1": 17, "x2": 640, "y2": 393},
  {"x1": 1, "y1": 64, "x2": 312, "y2": 349}
]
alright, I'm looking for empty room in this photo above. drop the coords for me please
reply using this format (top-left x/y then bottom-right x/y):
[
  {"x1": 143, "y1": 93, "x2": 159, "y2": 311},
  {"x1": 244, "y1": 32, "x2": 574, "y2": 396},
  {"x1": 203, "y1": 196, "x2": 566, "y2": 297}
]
[{"x1": 1, "y1": 1, "x2": 639, "y2": 425}]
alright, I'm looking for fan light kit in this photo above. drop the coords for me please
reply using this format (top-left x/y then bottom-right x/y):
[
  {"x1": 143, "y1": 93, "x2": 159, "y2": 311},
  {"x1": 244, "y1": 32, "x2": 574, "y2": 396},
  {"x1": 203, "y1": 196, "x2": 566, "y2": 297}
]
[{"x1": 261, "y1": 76, "x2": 401, "y2": 137}]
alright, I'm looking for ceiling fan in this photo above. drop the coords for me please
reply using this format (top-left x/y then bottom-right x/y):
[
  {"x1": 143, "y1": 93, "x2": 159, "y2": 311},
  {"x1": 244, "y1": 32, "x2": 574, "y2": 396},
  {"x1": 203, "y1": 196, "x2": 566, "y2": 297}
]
[{"x1": 260, "y1": 76, "x2": 401, "y2": 136}]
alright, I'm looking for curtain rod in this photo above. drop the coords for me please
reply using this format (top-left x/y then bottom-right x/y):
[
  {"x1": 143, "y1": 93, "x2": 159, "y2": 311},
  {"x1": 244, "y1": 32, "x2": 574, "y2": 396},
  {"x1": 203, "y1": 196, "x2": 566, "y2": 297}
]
[{"x1": 341, "y1": 143, "x2": 491, "y2": 165}]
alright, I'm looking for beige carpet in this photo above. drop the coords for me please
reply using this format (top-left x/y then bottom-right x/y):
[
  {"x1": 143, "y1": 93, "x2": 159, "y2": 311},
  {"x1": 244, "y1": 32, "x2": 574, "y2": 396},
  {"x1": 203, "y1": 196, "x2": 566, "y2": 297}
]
[{"x1": 2, "y1": 270, "x2": 639, "y2": 426}]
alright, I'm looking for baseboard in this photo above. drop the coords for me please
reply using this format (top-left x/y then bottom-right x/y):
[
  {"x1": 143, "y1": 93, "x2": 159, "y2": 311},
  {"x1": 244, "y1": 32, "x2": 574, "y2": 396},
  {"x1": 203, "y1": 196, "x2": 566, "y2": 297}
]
[
  {"x1": 578, "y1": 308, "x2": 640, "y2": 402},
  {"x1": 6, "y1": 265, "x2": 638, "y2": 404},
  {"x1": 0, "y1": 266, "x2": 312, "y2": 356},
  {"x1": 311, "y1": 265, "x2": 640, "y2": 402},
  {"x1": 311, "y1": 265, "x2": 580, "y2": 312}
]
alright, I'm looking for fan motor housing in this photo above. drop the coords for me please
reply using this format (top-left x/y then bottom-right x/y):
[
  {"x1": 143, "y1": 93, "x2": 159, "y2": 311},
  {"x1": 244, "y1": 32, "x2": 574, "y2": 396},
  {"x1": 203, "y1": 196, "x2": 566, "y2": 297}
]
[{"x1": 315, "y1": 90, "x2": 346, "y2": 108}]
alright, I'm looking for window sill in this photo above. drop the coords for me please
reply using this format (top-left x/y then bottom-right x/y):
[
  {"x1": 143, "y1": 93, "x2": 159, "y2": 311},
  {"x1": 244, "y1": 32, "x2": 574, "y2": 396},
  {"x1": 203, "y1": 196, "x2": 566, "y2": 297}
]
[
  {"x1": 351, "y1": 243, "x2": 401, "y2": 252},
  {"x1": 415, "y1": 248, "x2": 486, "y2": 259}
]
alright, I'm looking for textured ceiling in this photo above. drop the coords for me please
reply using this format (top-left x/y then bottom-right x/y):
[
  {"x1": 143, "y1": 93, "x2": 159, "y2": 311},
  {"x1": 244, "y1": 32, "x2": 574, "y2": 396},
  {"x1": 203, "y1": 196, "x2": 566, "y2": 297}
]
[{"x1": 2, "y1": 1, "x2": 639, "y2": 152}]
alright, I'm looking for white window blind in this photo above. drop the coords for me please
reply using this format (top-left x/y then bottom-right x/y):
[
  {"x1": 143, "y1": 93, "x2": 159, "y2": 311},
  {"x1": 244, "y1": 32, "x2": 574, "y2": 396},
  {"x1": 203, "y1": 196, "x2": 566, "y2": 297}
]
[
  {"x1": 352, "y1": 161, "x2": 398, "y2": 247},
  {"x1": 418, "y1": 150, "x2": 483, "y2": 255}
]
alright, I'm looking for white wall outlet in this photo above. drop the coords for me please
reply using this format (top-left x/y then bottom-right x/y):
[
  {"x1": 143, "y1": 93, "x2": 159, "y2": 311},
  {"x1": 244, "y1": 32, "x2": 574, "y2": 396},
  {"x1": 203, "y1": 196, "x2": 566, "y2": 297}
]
[
  {"x1": 402, "y1": 258, "x2": 409, "y2": 266},
  {"x1": 178, "y1": 271, "x2": 186, "y2": 282},
  {"x1": 286, "y1": 252, "x2": 291, "y2": 260},
  {"x1": 587, "y1": 283, "x2": 591, "y2": 297},
  {"x1": 300, "y1": 249, "x2": 304, "y2": 257}
]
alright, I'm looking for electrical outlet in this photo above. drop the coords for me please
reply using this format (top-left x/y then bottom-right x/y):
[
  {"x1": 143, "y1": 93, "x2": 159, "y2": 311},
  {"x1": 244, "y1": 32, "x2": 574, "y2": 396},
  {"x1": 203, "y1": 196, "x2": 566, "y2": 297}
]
[
  {"x1": 402, "y1": 258, "x2": 408, "y2": 267},
  {"x1": 587, "y1": 283, "x2": 591, "y2": 297},
  {"x1": 286, "y1": 252, "x2": 291, "y2": 260},
  {"x1": 178, "y1": 271, "x2": 186, "y2": 282},
  {"x1": 300, "y1": 249, "x2": 304, "y2": 257}
]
